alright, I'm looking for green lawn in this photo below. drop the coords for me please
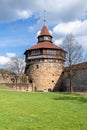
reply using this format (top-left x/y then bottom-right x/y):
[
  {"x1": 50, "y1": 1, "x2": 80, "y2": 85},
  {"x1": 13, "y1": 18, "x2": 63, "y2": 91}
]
[{"x1": 0, "y1": 90, "x2": 87, "y2": 130}]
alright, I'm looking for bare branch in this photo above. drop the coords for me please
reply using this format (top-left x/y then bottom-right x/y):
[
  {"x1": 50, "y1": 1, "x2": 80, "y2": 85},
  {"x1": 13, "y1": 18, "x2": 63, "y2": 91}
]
[
  {"x1": 5, "y1": 55, "x2": 25, "y2": 75},
  {"x1": 61, "y1": 33, "x2": 85, "y2": 92}
]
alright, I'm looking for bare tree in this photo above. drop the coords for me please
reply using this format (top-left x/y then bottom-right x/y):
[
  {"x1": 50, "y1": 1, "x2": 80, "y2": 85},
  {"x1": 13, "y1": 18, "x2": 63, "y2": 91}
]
[
  {"x1": 6, "y1": 55, "x2": 25, "y2": 75},
  {"x1": 61, "y1": 33, "x2": 84, "y2": 92}
]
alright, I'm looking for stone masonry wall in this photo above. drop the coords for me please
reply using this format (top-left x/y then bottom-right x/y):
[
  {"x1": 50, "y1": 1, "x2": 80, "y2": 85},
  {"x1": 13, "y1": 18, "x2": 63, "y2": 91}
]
[
  {"x1": 62, "y1": 68, "x2": 87, "y2": 92},
  {"x1": 27, "y1": 61, "x2": 64, "y2": 92}
]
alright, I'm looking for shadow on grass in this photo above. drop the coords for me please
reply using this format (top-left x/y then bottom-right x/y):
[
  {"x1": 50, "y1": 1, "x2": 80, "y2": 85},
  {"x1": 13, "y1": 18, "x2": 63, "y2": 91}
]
[{"x1": 53, "y1": 94, "x2": 87, "y2": 103}]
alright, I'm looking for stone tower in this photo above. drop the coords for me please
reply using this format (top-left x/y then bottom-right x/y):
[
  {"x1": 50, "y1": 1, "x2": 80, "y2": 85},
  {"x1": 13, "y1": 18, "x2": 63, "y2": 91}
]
[{"x1": 24, "y1": 24, "x2": 66, "y2": 92}]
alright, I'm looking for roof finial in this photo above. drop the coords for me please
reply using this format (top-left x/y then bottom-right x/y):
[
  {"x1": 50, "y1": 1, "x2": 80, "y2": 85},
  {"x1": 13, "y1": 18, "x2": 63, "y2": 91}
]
[{"x1": 44, "y1": 10, "x2": 46, "y2": 25}]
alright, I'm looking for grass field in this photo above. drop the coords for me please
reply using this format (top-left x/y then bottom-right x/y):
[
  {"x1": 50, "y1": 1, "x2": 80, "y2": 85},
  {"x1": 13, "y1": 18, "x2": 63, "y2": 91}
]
[{"x1": 0, "y1": 90, "x2": 87, "y2": 130}]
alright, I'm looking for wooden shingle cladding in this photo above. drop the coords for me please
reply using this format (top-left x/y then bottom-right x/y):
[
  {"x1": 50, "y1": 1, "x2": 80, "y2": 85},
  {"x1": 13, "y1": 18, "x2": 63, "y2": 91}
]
[{"x1": 25, "y1": 48, "x2": 66, "y2": 62}]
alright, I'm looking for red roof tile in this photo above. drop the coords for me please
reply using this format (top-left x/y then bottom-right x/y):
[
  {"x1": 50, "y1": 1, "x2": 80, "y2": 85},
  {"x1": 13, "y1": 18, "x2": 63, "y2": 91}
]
[
  {"x1": 38, "y1": 25, "x2": 52, "y2": 37},
  {"x1": 24, "y1": 25, "x2": 66, "y2": 54},
  {"x1": 64, "y1": 62, "x2": 87, "y2": 70},
  {"x1": 27, "y1": 42, "x2": 62, "y2": 51}
]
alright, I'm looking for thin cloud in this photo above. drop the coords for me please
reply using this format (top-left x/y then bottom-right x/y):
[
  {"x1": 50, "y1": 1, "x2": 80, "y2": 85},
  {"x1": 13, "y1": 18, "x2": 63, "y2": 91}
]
[
  {"x1": 0, "y1": 38, "x2": 29, "y2": 48},
  {"x1": 0, "y1": 0, "x2": 87, "y2": 66},
  {"x1": 0, "y1": 56, "x2": 9, "y2": 65},
  {"x1": 6, "y1": 52, "x2": 16, "y2": 58},
  {"x1": 0, "y1": 0, "x2": 87, "y2": 23},
  {"x1": 53, "y1": 20, "x2": 87, "y2": 36},
  {"x1": 53, "y1": 20, "x2": 87, "y2": 50},
  {"x1": 0, "y1": 52, "x2": 16, "y2": 65}
]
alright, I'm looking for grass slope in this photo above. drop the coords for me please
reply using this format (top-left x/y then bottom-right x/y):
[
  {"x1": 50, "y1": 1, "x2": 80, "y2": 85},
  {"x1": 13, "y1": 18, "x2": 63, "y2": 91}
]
[{"x1": 0, "y1": 91, "x2": 87, "y2": 130}]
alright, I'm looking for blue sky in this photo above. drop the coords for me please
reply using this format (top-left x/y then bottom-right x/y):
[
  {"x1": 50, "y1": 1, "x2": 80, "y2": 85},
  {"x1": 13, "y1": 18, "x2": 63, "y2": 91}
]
[{"x1": 0, "y1": 0, "x2": 87, "y2": 66}]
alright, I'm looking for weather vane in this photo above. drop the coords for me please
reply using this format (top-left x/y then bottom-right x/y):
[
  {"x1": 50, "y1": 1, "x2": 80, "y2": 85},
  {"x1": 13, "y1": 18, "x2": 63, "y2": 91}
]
[{"x1": 44, "y1": 10, "x2": 46, "y2": 25}]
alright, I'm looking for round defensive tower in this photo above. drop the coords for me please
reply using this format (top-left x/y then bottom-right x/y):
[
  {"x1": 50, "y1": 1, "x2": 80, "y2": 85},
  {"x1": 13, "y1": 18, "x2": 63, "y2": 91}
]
[{"x1": 24, "y1": 25, "x2": 66, "y2": 92}]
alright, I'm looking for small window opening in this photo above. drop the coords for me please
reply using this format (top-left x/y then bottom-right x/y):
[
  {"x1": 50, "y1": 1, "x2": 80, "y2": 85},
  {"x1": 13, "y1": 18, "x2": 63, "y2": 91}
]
[
  {"x1": 52, "y1": 80, "x2": 54, "y2": 83},
  {"x1": 48, "y1": 88, "x2": 52, "y2": 92},
  {"x1": 36, "y1": 65, "x2": 39, "y2": 69},
  {"x1": 29, "y1": 80, "x2": 33, "y2": 83}
]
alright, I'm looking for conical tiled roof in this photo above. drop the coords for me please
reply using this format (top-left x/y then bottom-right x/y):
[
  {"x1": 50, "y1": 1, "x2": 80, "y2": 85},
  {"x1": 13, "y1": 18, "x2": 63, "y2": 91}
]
[
  {"x1": 38, "y1": 25, "x2": 52, "y2": 37},
  {"x1": 24, "y1": 25, "x2": 65, "y2": 53},
  {"x1": 27, "y1": 42, "x2": 62, "y2": 51}
]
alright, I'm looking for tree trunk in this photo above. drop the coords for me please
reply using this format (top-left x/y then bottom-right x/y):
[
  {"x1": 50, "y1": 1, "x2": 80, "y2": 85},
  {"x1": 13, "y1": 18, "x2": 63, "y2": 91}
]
[{"x1": 69, "y1": 79, "x2": 73, "y2": 92}]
